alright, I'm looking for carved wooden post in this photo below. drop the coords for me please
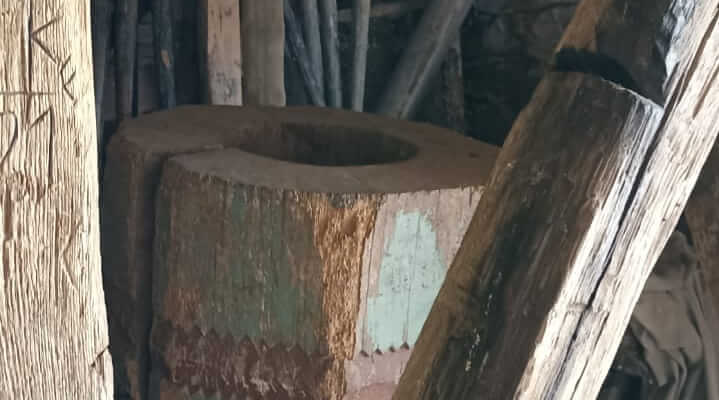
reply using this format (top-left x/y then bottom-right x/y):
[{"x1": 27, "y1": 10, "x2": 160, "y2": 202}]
[
  {"x1": 0, "y1": 0, "x2": 113, "y2": 397},
  {"x1": 393, "y1": 0, "x2": 719, "y2": 398}
]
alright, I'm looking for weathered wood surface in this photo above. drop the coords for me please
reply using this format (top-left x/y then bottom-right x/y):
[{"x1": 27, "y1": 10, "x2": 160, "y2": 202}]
[
  {"x1": 376, "y1": 0, "x2": 474, "y2": 119},
  {"x1": 0, "y1": 0, "x2": 113, "y2": 398},
  {"x1": 685, "y1": 142, "x2": 719, "y2": 302},
  {"x1": 152, "y1": 0, "x2": 176, "y2": 108},
  {"x1": 350, "y1": 0, "x2": 371, "y2": 111},
  {"x1": 199, "y1": 0, "x2": 243, "y2": 105},
  {"x1": 101, "y1": 105, "x2": 498, "y2": 400},
  {"x1": 115, "y1": 0, "x2": 139, "y2": 119},
  {"x1": 419, "y1": 38, "x2": 466, "y2": 134},
  {"x1": 393, "y1": 0, "x2": 719, "y2": 398},
  {"x1": 301, "y1": 0, "x2": 325, "y2": 101},
  {"x1": 320, "y1": 0, "x2": 343, "y2": 107},
  {"x1": 240, "y1": 0, "x2": 286, "y2": 106}
]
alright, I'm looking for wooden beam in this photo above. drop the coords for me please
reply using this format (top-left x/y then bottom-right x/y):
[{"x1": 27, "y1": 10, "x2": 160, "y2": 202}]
[
  {"x1": 152, "y1": 0, "x2": 177, "y2": 108},
  {"x1": 350, "y1": 0, "x2": 371, "y2": 111},
  {"x1": 319, "y1": 0, "x2": 343, "y2": 108},
  {"x1": 115, "y1": 0, "x2": 139, "y2": 119},
  {"x1": 284, "y1": 0, "x2": 327, "y2": 106},
  {"x1": 198, "y1": 0, "x2": 243, "y2": 105},
  {"x1": 0, "y1": 0, "x2": 113, "y2": 397},
  {"x1": 420, "y1": 38, "x2": 466, "y2": 134},
  {"x1": 300, "y1": 0, "x2": 325, "y2": 101},
  {"x1": 392, "y1": 0, "x2": 719, "y2": 398},
  {"x1": 240, "y1": 0, "x2": 286, "y2": 106},
  {"x1": 376, "y1": 0, "x2": 474, "y2": 119}
]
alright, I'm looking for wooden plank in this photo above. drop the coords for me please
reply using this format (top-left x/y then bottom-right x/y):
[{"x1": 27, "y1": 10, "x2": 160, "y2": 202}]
[
  {"x1": 376, "y1": 0, "x2": 474, "y2": 119},
  {"x1": 0, "y1": 0, "x2": 112, "y2": 397},
  {"x1": 198, "y1": 0, "x2": 243, "y2": 105},
  {"x1": 350, "y1": 0, "x2": 371, "y2": 111},
  {"x1": 152, "y1": 0, "x2": 177, "y2": 108},
  {"x1": 240, "y1": 0, "x2": 286, "y2": 106},
  {"x1": 300, "y1": 0, "x2": 325, "y2": 101},
  {"x1": 392, "y1": 0, "x2": 719, "y2": 398},
  {"x1": 319, "y1": 0, "x2": 343, "y2": 107},
  {"x1": 115, "y1": 0, "x2": 139, "y2": 119}
]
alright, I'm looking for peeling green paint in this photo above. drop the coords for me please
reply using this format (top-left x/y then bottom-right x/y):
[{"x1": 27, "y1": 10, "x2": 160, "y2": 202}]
[{"x1": 366, "y1": 211, "x2": 445, "y2": 351}]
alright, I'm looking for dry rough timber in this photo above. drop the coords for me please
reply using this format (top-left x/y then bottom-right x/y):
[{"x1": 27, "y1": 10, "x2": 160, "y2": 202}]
[
  {"x1": 101, "y1": 105, "x2": 498, "y2": 400},
  {"x1": 393, "y1": 0, "x2": 719, "y2": 398},
  {"x1": 198, "y1": 0, "x2": 243, "y2": 105},
  {"x1": 0, "y1": 0, "x2": 113, "y2": 398}
]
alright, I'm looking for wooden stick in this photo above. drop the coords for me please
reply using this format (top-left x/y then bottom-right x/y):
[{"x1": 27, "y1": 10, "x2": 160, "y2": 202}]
[
  {"x1": 198, "y1": 0, "x2": 243, "y2": 105},
  {"x1": 115, "y1": 0, "x2": 139, "y2": 119},
  {"x1": 421, "y1": 38, "x2": 466, "y2": 133},
  {"x1": 0, "y1": 0, "x2": 113, "y2": 396},
  {"x1": 392, "y1": 0, "x2": 719, "y2": 398},
  {"x1": 240, "y1": 0, "x2": 286, "y2": 106},
  {"x1": 319, "y1": 0, "x2": 343, "y2": 108},
  {"x1": 152, "y1": 0, "x2": 177, "y2": 108},
  {"x1": 284, "y1": 0, "x2": 327, "y2": 106},
  {"x1": 338, "y1": 0, "x2": 428, "y2": 22},
  {"x1": 350, "y1": 0, "x2": 371, "y2": 111},
  {"x1": 376, "y1": 0, "x2": 474, "y2": 119},
  {"x1": 300, "y1": 0, "x2": 325, "y2": 101},
  {"x1": 92, "y1": 0, "x2": 114, "y2": 155}
]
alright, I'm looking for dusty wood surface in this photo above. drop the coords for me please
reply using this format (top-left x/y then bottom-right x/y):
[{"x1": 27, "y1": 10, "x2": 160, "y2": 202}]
[
  {"x1": 320, "y1": 0, "x2": 343, "y2": 107},
  {"x1": 152, "y1": 0, "x2": 176, "y2": 108},
  {"x1": 199, "y1": 0, "x2": 243, "y2": 105},
  {"x1": 393, "y1": 0, "x2": 719, "y2": 398},
  {"x1": 240, "y1": 0, "x2": 286, "y2": 106},
  {"x1": 685, "y1": 142, "x2": 719, "y2": 303},
  {"x1": 350, "y1": 0, "x2": 371, "y2": 111},
  {"x1": 0, "y1": 0, "x2": 113, "y2": 398},
  {"x1": 102, "y1": 105, "x2": 498, "y2": 400},
  {"x1": 115, "y1": 0, "x2": 139, "y2": 119},
  {"x1": 376, "y1": 0, "x2": 474, "y2": 119}
]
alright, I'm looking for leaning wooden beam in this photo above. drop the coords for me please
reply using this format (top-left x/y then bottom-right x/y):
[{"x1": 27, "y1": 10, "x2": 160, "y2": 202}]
[
  {"x1": 199, "y1": 0, "x2": 243, "y2": 105},
  {"x1": 376, "y1": 0, "x2": 474, "y2": 119},
  {"x1": 392, "y1": 0, "x2": 719, "y2": 398},
  {"x1": 300, "y1": 0, "x2": 325, "y2": 101},
  {"x1": 685, "y1": 143, "x2": 719, "y2": 300},
  {"x1": 284, "y1": 0, "x2": 327, "y2": 106},
  {"x1": 92, "y1": 0, "x2": 113, "y2": 152},
  {"x1": 319, "y1": 0, "x2": 343, "y2": 107},
  {"x1": 152, "y1": 0, "x2": 177, "y2": 108},
  {"x1": 240, "y1": 0, "x2": 286, "y2": 106},
  {"x1": 115, "y1": 0, "x2": 139, "y2": 119},
  {"x1": 350, "y1": 0, "x2": 371, "y2": 111},
  {"x1": 0, "y1": 0, "x2": 113, "y2": 397}
]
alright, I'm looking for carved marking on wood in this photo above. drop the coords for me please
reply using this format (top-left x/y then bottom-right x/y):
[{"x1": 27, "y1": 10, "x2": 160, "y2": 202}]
[
  {"x1": 59, "y1": 218, "x2": 82, "y2": 292},
  {"x1": 60, "y1": 56, "x2": 77, "y2": 105},
  {"x1": 28, "y1": 106, "x2": 55, "y2": 186},
  {"x1": 0, "y1": 111, "x2": 19, "y2": 170},
  {"x1": 30, "y1": 15, "x2": 62, "y2": 65}
]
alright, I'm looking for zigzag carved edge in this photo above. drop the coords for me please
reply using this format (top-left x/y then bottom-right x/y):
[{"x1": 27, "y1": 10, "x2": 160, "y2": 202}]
[{"x1": 150, "y1": 320, "x2": 334, "y2": 399}]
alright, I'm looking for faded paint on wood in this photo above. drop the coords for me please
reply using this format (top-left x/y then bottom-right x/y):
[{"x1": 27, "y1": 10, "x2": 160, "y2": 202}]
[
  {"x1": 102, "y1": 105, "x2": 498, "y2": 400},
  {"x1": 240, "y1": 0, "x2": 286, "y2": 106},
  {"x1": 199, "y1": 0, "x2": 243, "y2": 105},
  {"x1": 0, "y1": 0, "x2": 113, "y2": 397}
]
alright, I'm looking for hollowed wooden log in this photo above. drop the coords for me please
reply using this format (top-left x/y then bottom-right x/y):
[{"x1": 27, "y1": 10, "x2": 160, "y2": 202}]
[{"x1": 101, "y1": 105, "x2": 498, "y2": 399}]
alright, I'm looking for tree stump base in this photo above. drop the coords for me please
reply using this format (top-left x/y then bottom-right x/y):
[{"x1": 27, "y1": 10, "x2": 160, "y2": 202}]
[{"x1": 101, "y1": 105, "x2": 498, "y2": 399}]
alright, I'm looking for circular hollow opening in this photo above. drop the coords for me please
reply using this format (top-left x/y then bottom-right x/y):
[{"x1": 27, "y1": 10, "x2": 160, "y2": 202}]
[{"x1": 236, "y1": 122, "x2": 419, "y2": 166}]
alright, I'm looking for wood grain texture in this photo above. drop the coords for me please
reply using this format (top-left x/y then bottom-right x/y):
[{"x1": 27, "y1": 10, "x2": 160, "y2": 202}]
[
  {"x1": 198, "y1": 0, "x2": 242, "y2": 105},
  {"x1": 101, "y1": 105, "x2": 498, "y2": 400},
  {"x1": 240, "y1": 0, "x2": 286, "y2": 106},
  {"x1": 0, "y1": 0, "x2": 113, "y2": 398},
  {"x1": 300, "y1": 0, "x2": 325, "y2": 101},
  {"x1": 350, "y1": 0, "x2": 371, "y2": 111},
  {"x1": 152, "y1": 0, "x2": 176, "y2": 108},
  {"x1": 393, "y1": 0, "x2": 719, "y2": 398}
]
